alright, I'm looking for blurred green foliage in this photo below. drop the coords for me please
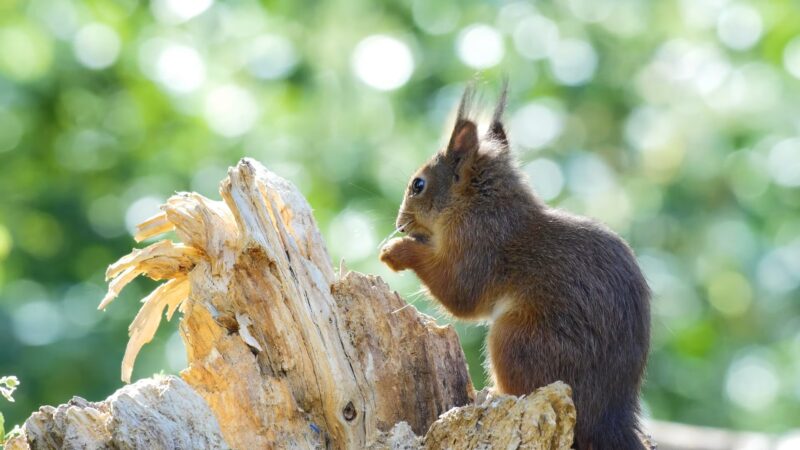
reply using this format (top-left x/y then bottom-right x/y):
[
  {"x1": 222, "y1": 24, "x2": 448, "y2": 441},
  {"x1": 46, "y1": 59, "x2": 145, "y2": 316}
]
[
  {"x1": 1, "y1": 0, "x2": 799, "y2": 434},
  {"x1": 1, "y1": 375, "x2": 20, "y2": 445}
]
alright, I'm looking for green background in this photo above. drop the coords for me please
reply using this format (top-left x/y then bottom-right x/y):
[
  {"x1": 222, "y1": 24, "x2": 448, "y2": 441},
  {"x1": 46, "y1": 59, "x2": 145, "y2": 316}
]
[{"x1": 1, "y1": 0, "x2": 799, "y2": 434}]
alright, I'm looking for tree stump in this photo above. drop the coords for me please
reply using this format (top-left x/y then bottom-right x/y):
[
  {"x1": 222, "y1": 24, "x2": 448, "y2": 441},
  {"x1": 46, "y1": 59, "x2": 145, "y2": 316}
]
[{"x1": 7, "y1": 158, "x2": 576, "y2": 449}]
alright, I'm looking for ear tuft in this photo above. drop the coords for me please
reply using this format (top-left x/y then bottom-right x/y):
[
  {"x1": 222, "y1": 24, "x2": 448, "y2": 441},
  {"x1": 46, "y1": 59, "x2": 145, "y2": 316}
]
[
  {"x1": 488, "y1": 78, "x2": 509, "y2": 146},
  {"x1": 456, "y1": 81, "x2": 477, "y2": 123}
]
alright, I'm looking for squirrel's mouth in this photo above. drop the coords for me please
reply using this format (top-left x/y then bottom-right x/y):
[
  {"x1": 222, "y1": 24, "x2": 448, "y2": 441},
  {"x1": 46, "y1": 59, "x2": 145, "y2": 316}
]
[{"x1": 396, "y1": 214, "x2": 432, "y2": 242}]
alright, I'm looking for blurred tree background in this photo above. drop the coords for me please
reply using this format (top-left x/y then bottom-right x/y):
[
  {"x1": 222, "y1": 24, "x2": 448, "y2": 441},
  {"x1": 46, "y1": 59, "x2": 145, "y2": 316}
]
[{"x1": 1, "y1": 0, "x2": 799, "y2": 435}]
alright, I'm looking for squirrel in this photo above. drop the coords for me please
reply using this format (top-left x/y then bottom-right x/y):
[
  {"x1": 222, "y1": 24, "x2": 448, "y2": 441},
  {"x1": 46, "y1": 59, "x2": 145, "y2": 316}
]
[{"x1": 379, "y1": 84, "x2": 651, "y2": 450}]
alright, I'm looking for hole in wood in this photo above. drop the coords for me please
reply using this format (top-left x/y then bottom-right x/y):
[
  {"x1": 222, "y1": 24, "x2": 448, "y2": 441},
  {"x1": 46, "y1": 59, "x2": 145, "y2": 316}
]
[{"x1": 342, "y1": 401, "x2": 357, "y2": 421}]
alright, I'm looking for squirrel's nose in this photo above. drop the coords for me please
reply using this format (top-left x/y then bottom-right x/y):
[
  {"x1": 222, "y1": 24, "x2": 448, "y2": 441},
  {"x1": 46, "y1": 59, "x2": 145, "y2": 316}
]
[
  {"x1": 395, "y1": 217, "x2": 405, "y2": 232},
  {"x1": 396, "y1": 213, "x2": 412, "y2": 233}
]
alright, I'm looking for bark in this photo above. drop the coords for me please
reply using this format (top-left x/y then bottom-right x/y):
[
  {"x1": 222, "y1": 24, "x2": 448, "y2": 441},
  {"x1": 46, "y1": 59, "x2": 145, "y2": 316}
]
[{"x1": 8, "y1": 158, "x2": 577, "y2": 449}]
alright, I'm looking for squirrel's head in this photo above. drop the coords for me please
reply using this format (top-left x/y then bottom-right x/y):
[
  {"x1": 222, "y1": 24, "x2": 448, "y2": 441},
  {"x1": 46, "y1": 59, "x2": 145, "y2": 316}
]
[{"x1": 395, "y1": 83, "x2": 519, "y2": 241}]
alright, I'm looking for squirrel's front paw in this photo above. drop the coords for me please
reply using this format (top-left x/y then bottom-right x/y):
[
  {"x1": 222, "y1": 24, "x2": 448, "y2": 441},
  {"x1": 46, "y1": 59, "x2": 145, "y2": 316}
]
[{"x1": 379, "y1": 237, "x2": 414, "y2": 272}]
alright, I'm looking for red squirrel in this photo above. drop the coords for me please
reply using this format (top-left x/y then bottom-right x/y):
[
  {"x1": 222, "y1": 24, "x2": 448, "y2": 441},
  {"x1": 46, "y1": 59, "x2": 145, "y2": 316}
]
[{"x1": 379, "y1": 84, "x2": 651, "y2": 450}]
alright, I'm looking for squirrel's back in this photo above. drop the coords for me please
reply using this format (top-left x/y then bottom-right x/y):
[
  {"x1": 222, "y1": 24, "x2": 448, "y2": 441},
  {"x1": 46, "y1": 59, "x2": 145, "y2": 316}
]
[{"x1": 496, "y1": 208, "x2": 650, "y2": 449}]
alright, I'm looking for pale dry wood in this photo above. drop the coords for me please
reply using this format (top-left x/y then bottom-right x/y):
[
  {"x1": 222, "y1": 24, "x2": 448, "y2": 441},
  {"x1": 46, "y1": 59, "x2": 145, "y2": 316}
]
[
  {"x1": 4, "y1": 376, "x2": 227, "y2": 450},
  {"x1": 12, "y1": 158, "x2": 580, "y2": 450},
  {"x1": 133, "y1": 211, "x2": 174, "y2": 242}
]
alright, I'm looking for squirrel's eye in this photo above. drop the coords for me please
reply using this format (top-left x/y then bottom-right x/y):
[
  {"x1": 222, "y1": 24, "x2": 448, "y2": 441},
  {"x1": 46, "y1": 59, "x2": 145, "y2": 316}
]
[{"x1": 411, "y1": 177, "x2": 425, "y2": 195}]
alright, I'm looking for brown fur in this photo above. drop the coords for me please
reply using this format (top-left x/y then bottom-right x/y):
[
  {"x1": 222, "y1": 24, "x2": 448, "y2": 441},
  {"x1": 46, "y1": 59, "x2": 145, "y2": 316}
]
[{"x1": 380, "y1": 84, "x2": 651, "y2": 450}]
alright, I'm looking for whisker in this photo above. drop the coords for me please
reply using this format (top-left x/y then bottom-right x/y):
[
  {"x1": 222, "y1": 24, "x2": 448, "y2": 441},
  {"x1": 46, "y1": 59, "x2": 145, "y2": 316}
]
[
  {"x1": 408, "y1": 288, "x2": 427, "y2": 301},
  {"x1": 348, "y1": 182, "x2": 381, "y2": 197},
  {"x1": 392, "y1": 287, "x2": 427, "y2": 314},
  {"x1": 392, "y1": 303, "x2": 414, "y2": 314},
  {"x1": 377, "y1": 221, "x2": 412, "y2": 249}
]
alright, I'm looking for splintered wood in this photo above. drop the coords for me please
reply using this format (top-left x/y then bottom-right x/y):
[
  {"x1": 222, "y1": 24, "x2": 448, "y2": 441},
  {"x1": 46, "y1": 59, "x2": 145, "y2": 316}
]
[{"x1": 51, "y1": 157, "x2": 576, "y2": 449}]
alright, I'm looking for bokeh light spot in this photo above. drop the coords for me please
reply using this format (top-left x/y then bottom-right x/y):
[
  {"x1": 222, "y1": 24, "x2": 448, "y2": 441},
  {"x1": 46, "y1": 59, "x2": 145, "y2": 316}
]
[
  {"x1": 73, "y1": 23, "x2": 121, "y2": 70},
  {"x1": 457, "y1": 24, "x2": 505, "y2": 69},
  {"x1": 247, "y1": 34, "x2": 299, "y2": 80},
  {"x1": 565, "y1": 153, "x2": 631, "y2": 231},
  {"x1": 157, "y1": 43, "x2": 205, "y2": 93},
  {"x1": 328, "y1": 209, "x2": 376, "y2": 263},
  {"x1": 640, "y1": 252, "x2": 702, "y2": 328},
  {"x1": 125, "y1": 196, "x2": 165, "y2": 236},
  {"x1": 524, "y1": 158, "x2": 564, "y2": 201},
  {"x1": 352, "y1": 35, "x2": 414, "y2": 91},
  {"x1": 151, "y1": 0, "x2": 214, "y2": 24},
  {"x1": 0, "y1": 22, "x2": 53, "y2": 81},
  {"x1": 29, "y1": 0, "x2": 79, "y2": 40},
  {"x1": 783, "y1": 37, "x2": 800, "y2": 79},
  {"x1": 13, "y1": 300, "x2": 65, "y2": 346},
  {"x1": 724, "y1": 150, "x2": 770, "y2": 200},
  {"x1": 757, "y1": 242, "x2": 800, "y2": 294},
  {"x1": 513, "y1": 15, "x2": 559, "y2": 61},
  {"x1": 679, "y1": 0, "x2": 728, "y2": 29},
  {"x1": 88, "y1": 195, "x2": 126, "y2": 238},
  {"x1": 705, "y1": 219, "x2": 758, "y2": 264},
  {"x1": 62, "y1": 283, "x2": 105, "y2": 330},
  {"x1": 140, "y1": 39, "x2": 206, "y2": 93},
  {"x1": 508, "y1": 101, "x2": 564, "y2": 150},
  {"x1": 725, "y1": 353, "x2": 779, "y2": 412},
  {"x1": 203, "y1": 84, "x2": 260, "y2": 137},
  {"x1": 496, "y1": 2, "x2": 537, "y2": 32},
  {"x1": 567, "y1": 153, "x2": 616, "y2": 197},
  {"x1": 549, "y1": 39, "x2": 598, "y2": 86},
  {"x1": 716, "y1": 4, "x2": 762, "y2": 51},
  {"x1": 768, "y1": 138, "x2": 800, "y2": 187},
  {"x1": 191, "y1": 165, "x2": 228, "y2": 197},
  {"x1": 568, "y1": 0, "x2": 613, "y2": 23},
  {"x1": 412, "y1": 0, "x2": 460, "y2": 35},
  {"x1": 707, "y1": 271, "x2": 752, "y2": 317}
]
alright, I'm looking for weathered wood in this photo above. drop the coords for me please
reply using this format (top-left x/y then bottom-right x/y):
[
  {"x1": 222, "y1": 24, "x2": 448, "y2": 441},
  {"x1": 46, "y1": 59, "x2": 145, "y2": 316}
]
[
  {"x1": 424, "y1": 382, "x2": 575, "y2": 450},
  {"x1": 10, "y1": 158, "x2": 578, "y2": 450},
  {"x1": 4, "y1": 376, "x2": 227, "y2": 450},
  {"x1": 368, "y1": 383, "x2": 575, "y2": 450}
]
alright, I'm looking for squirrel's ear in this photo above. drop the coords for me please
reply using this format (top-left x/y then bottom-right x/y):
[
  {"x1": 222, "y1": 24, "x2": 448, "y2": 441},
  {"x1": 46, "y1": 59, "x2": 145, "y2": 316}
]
[
  {"x1": 446, "y1": 119, "x2": 479, "y2": 161},
  {"x1": 487, "y1": 78, "x2": 509, "y2": 147}
]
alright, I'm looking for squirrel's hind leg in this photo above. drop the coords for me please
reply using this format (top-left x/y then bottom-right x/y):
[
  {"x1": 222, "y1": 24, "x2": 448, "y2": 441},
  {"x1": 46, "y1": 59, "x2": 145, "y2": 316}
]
[{"x1": 486, "y1": 308, "x2": 550, "y2": 396}]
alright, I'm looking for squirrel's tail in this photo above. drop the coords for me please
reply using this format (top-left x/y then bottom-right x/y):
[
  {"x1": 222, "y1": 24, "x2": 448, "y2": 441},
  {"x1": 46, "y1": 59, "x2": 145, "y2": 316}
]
[{"x1": 576, "y1": 408, "x2": 648, "y2": 450}]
